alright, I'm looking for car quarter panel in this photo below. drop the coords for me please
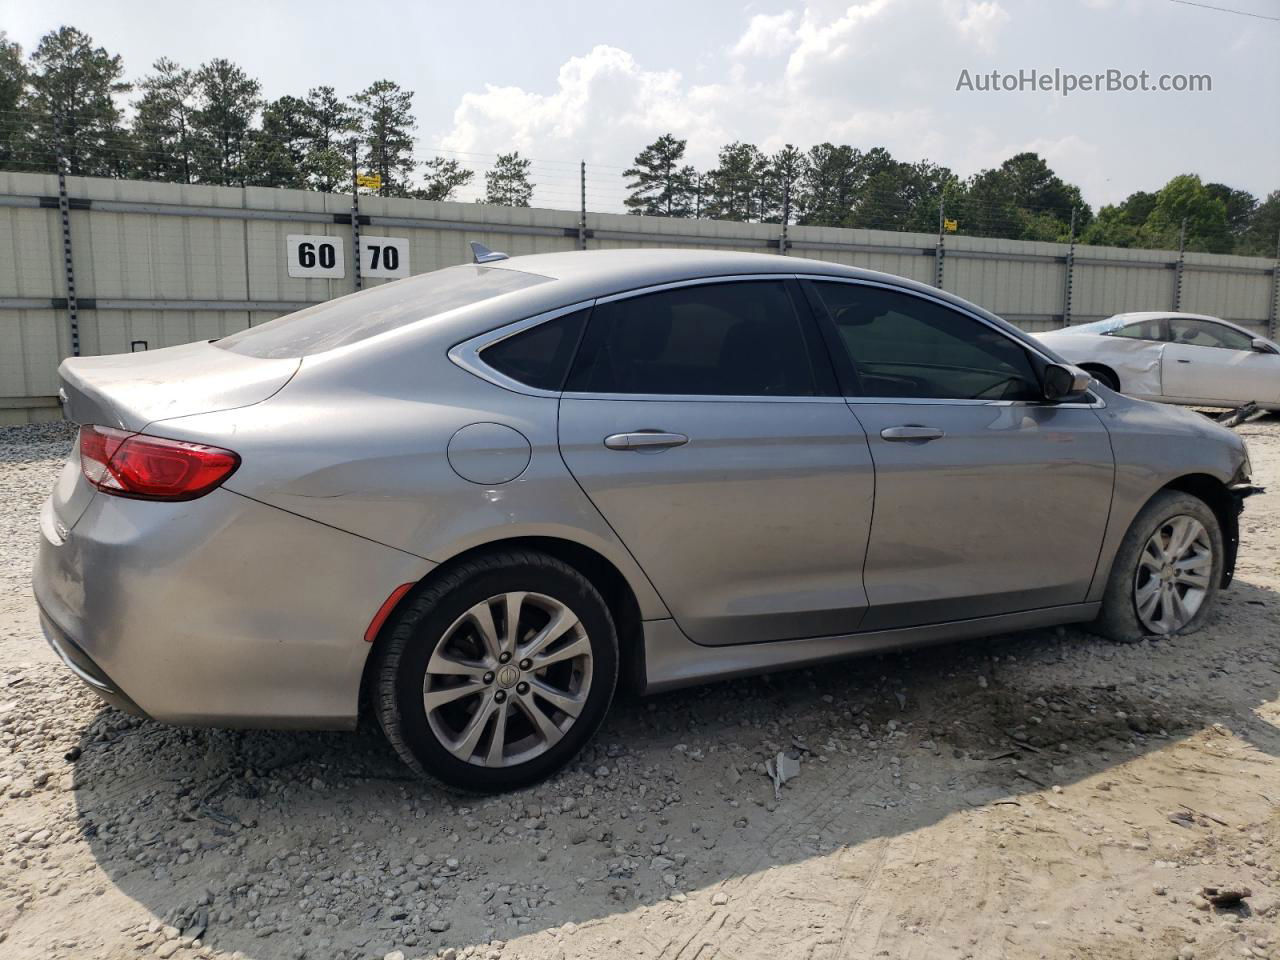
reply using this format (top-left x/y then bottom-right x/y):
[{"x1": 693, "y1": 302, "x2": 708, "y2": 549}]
[
  {"x1": 154, "y1": 355, "x2": 672, "y2": 622},
  {"x1": 34, "y1": 487, "x2": 435, "y2": 727},
  {"x1": 1035, "y1": 332, "x2": 1165, "y2": 398}
]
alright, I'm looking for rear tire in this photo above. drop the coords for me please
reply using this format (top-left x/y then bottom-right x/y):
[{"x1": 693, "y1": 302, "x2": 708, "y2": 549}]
[
  {"x1": 1092, "y1": 491, "x2": 1223, "y2": 643},
  {"x1": 372, "y1": 551, "x2": 618, "y2": 792}
]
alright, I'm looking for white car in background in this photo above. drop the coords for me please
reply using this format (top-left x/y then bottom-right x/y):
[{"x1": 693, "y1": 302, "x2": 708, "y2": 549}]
[{"x1": 1036, "y1": 312, "x2": 1280, "y2": 411}]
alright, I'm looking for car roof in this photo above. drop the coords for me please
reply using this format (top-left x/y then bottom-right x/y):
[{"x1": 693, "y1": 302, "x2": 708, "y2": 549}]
[
  {"x1": 491, "y1": 248, "x2": 881, "y2": 289},
  {"x1": 485, "y1": 248, "x2": 1012, "y2": 324},
  {"x1": 1110, "y1": 311, "x2": 1225, "y2": 324}
]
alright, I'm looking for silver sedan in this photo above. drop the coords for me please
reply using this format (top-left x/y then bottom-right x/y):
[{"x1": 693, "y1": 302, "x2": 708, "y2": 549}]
[{"x1": 35, "y1": 249, "x2": 1258, "y2": 791}]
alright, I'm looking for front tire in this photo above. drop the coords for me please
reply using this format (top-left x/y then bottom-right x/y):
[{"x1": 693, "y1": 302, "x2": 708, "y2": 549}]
[
  {"x1": 1084, "y1": 366, "x2": 1120, "y2": 392},
  {"x1": 372, "y1": 551, "x2": 618, "y2": 791},
  {"x1": 1092, "y1": 491, "x2": 1223, "y2": 643}
]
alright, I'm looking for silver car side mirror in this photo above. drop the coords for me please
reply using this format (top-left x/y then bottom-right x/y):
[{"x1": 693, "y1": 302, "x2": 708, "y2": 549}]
[
  {"x1": 1251, "y1": 337, "x2": 1278, "y2": 355},
  {"x1": 1043, "y1": 363, "x2": 1093, "y2": 401}
]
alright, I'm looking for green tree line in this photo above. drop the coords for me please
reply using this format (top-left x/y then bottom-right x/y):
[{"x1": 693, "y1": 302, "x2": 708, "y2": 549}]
[
  {"x1": 0, "y1": 26, "x2": 529, "y2": 204},
  {"x1": 622, "y1": 134, "x2": 1279, "y2": 256},
  {"x1": 1, "y1": 27, "x2": 1275, "y2": 254}
]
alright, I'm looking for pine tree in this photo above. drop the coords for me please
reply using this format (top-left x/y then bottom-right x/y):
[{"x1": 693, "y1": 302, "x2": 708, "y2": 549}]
[
  {"x1": 131, "y1": 58, "x2": 196, "y2": 183},
  {"x1": 24, "y1": 27, "x2": 130, "y2": 176},
  {"x1": 761, "y1": 144, "x2": 804, "y2": 224},
  {"x1": 704, "y1": 142, "x2": 764, "y2": 221},
  {"x1": 623, "y1": 134, "x2": 695, "y2": 217},
  {"x1": 190, "y1": 58, "x2": 261, "y2": 185},
  {"x1": 795, "y1": 143, "x2": 858, "y2": 226},
  {"x1": 353, "y1": 79, "x2": 415, "y2": 197},
  {"x1": 244, "y1": 95, "x2": 310, "y2": 189},
  {"x1": 0, "y1": 32, "x2": 26, "y2": 169},
  {"x1": 483, "y1": 152, "x2": 534, "y2": 206},
  {"x1": 301, "y1": 86, "x2": 357, "y2": 193},
  {"x1": 850, "y1": 159, "x2": 957, "y2": 234},
  {"x1": 415, "y1": 156, "x2": 473, "y2": 201}
]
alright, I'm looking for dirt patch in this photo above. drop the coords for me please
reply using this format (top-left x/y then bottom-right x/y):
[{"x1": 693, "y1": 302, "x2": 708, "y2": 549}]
[{"x1": 0, "y1": 418, "x2": 1276, "y2": 960}]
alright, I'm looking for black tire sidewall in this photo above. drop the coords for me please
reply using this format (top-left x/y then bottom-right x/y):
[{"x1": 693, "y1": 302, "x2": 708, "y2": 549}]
[
  {"x1": 389, "y1": 560, "x2": 618, "y2": 792},
  {"x1": 1097, "y1": 491, "x2": 1223, "y2": 642}
]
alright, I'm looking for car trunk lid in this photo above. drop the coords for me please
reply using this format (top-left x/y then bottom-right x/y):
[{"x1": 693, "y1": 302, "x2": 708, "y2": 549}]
[
  {"x1": 51, "y1": 340, "x2": 298, "y2": 531},
  {"x1": 58, "y1": 340, "x2": 300, "y2": 431}
]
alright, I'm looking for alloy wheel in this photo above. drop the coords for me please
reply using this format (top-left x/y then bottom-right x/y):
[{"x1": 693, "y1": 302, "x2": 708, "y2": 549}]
[
  {"x1": 422, "y1": 592, "x2": 593, "y2": 767},
  {"x1": 1133, "y1": 514, "x2": 1213, "y2": 634}
]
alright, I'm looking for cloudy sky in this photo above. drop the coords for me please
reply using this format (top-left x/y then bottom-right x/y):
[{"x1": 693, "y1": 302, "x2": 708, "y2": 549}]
[{"x1": 7, "y1": 0, "x2": 1278, "y2": 211}]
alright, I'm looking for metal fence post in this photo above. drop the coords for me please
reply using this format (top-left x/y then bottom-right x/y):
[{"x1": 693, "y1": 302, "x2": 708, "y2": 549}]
[
  {"x1": 1062, "y1": 206, "x2": 1077, "y2": 326},
  {"x1": 1172, "y1": 216, "x2": 1186, "y2": 312},
  {"x1": 1269, "y1": 228, "x2": 1280, "y2": 339},
  {"x1": 350, "y1": 144, "x2": 362, "y2": 291},
  {"x1": 54, "y1": 115, "x2": 80, "y2": 357},
  {"x1": 578, "y1": 160, "x2": 587, "y2": 251},
  {"x1": 778, "y1": 180, "x2": 791, "y2": 255},
  {"x1": 934, "y1": 196, "x2": 946, "y2": 288}
]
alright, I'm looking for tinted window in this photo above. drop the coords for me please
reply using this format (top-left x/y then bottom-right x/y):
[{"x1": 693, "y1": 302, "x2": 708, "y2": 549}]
[
  {"x1": 1111, "y1": 318, "x2": 1166, "y2": 341},
  {"x1": 566, "y1": 281, "x2": 816, "y2": 396},
  {"x1": 1168, "y1": 318, "x2": 1253, "y2": 351},
  {"x1": 480, "y1": 310, "x2": 588, "y2": 390},
  {"x1": 813, "y1": 282, "x2": 1041, "y2": 401},
  {"x1": 217, "y1": 265, "x2": 549, "y2": 358}
]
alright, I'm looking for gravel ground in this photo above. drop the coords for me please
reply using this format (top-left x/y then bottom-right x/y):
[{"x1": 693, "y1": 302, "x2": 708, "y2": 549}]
[{"x1": 0, "y1": 417, "x2": 1277, "y2": 960}]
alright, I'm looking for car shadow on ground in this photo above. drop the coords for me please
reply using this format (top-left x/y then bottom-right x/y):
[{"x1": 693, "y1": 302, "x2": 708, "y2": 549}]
[{"x1": 69, "y1": 578, "x2": 1279, "y2": 960}]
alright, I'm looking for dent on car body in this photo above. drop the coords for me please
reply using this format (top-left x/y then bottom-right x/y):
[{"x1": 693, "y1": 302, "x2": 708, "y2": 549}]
[{"x1": 1092, "y1": 337, "x2": 1164, "y2": 395}]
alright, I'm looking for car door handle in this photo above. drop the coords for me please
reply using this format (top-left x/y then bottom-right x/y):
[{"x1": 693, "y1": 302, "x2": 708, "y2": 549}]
[
  {"x1": 880, "y1": 425, "x2": 944, "y2": 442},
  {"x1": 1176, "y1": 358, "x2": 1192, "y2": 363},
  {"x1": 603, "y1": 431, "x2": 689, "y2": 450}
]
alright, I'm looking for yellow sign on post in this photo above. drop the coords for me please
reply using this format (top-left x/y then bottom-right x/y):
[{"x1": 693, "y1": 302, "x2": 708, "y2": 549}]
[
  {"x1": 356, "y1": 173, "x2": 382, "y2": 190},
  {"x1": 943, "y1": 218, "x2": 958, "y2": 233}
]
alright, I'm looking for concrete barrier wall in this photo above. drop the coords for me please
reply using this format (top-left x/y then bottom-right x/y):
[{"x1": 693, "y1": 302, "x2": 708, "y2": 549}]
[{"x1": 1, "y1": 171, "x2": 1275, "y2": 423}]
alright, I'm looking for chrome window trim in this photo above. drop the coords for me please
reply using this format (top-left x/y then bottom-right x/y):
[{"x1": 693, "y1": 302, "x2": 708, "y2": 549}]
[
  {"x1": 798, "y1": 274, "x2": 1106, "y2": 409},
  {"x1": 450, "y1": 273, "x2": 1104, "y2": 408},
  {"x1": 591, "y1": 273, "x2": 792, "y2": 305}
]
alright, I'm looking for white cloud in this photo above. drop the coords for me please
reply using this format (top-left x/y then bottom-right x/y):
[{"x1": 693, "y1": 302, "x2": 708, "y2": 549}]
[
  {"x1": 429, "y1": 0, "x2": 1273, "y2": 211},
  {"x1": 440, "y1": 45, "x2": 727, "y2": 158},
  {"x1": 732, "y1": 10, "x2": 798, "y2": 57},
  {"x1": 943, "y1": 0, "x2": 1010, "y2": 52},
  {"x1": 784, "y1": 0, "x2": 896, "y2": 85}
]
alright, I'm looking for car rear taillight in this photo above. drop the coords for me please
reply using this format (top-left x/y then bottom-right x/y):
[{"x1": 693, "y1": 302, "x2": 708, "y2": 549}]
[{"x1": 80, "y1": 425, "x2": 240, "y2": 501}]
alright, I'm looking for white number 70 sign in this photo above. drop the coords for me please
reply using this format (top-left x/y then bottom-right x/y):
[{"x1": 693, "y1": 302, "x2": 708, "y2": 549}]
[{"x1": 360, "y1": 237, "x2": 411, "y2": 278}]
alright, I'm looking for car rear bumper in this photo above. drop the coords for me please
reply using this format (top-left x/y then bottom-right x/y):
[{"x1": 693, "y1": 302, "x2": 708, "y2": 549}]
[
  {"x1": 33, "y1": 488, "x2": 434, "y2": 729},
  {"x1": 39, "y1": 605, "x2": 148, "y2": 717}
]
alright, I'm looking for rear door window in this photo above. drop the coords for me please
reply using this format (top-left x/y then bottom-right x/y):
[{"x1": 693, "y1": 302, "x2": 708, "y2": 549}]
[
  {"x1": 216, "y1": 265, "x2": 550, "y2": 358},
  {"x1": 565, "y1": 280, "x2": 818, "y2": 396}
]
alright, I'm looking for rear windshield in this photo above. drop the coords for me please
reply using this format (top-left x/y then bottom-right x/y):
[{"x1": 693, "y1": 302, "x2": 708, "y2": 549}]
[{"x1": 215, "y1": 264, "x2": 550, "y2": 358}]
